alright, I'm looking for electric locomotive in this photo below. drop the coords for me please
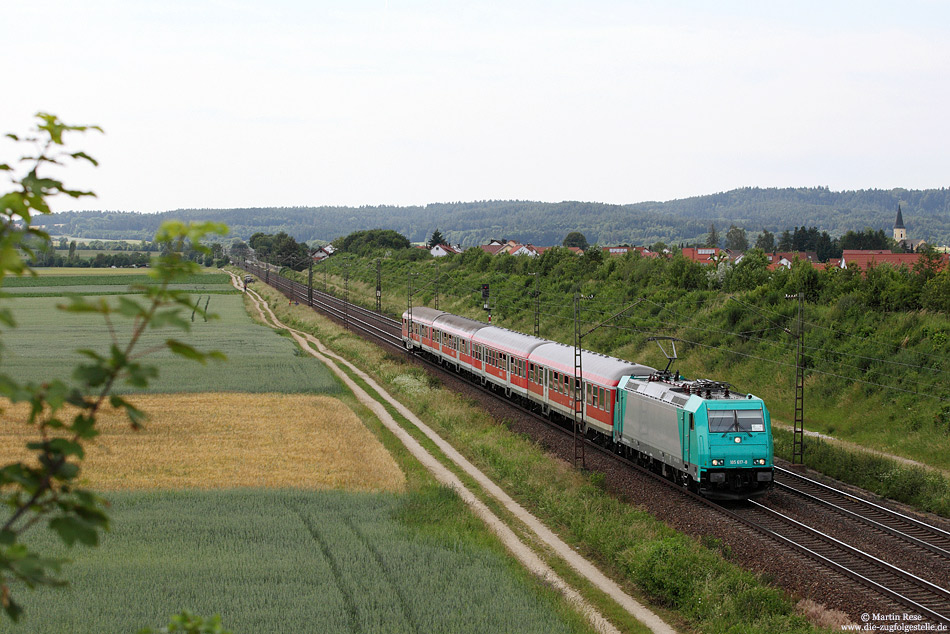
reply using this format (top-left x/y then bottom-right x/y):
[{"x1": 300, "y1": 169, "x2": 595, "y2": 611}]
[
  {"x1": 617, "y1": 374, "x2": 773, "y2": 499},
  {"x1": 402, "y1": 308, "x2": 773, "y2": 499}
]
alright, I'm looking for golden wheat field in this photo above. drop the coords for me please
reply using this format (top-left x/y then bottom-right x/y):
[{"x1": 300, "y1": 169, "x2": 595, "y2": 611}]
[{"x1": 0, "y1": 393, "x2": 405, "y2": 492}]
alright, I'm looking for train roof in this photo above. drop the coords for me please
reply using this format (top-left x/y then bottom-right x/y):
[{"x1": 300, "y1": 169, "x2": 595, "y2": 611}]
[
  {"x1": 529, "y1": 342, "x2": 654, "y2": 386},
  {"x1": 404, "y1": 307, "x2": 446, "y2": 326},
  {"x1": 405, "y1": 309, "x2": 655, "y2": 385},
  {"x1": 433, "y1": 313, "x2": 490, "y2": 338},
  {"x1": 471, "y1": 325, "x2": 548, "y2": 357}
]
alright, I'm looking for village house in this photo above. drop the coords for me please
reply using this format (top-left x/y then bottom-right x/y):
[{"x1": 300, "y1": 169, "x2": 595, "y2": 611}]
[{"x1": 430, "y1": 244, "x2": 462, "y2": 257}]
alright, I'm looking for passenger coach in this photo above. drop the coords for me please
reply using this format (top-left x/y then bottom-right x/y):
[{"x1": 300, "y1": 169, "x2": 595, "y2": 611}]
[{"x1": 402, "y1": 309, "x2": 773, "y2": 499}]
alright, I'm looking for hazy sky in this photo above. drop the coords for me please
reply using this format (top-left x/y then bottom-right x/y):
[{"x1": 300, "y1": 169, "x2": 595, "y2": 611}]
[{"x1": 4, "y1": 0, "x2": 948, "y2": 213}]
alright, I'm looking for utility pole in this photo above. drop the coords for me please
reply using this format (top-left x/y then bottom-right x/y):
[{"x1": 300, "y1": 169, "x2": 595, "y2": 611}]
[
  {"x1": 406, "y1": 273, "x2": 413, "y2": 357},
  {"x1": 573, "y1": 296, "x2": 646, "y2": 469},
  {"x1": 307, "y1": 257, "x2": 314, "y2": 307},
  {"x1": 344, "y1": 264, "x2": 350, "y2": 330},
  {"x1": 786, "y1": 292, "x2": 805, "y2": 465},
  {"x1": 573, "y1": 292, "x2": 585, "y2": 469},
  {"x1": 434, "y1": 260, "x2": 440, "y2": 311},
  {"x1": 529, "y1": 272, "x2": 541, "y2": 337},
  {"x1": 375, "y1": 258, "x2": 382, "y2": 313}
]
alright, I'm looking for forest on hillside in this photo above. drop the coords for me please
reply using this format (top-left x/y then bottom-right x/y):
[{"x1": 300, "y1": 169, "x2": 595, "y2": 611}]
[{"x1": 45, "y1": 186, "x2": 950, "y2": 247}]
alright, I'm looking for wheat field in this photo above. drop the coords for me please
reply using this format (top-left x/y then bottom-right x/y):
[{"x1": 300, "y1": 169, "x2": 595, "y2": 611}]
[{"x1": 0, "y1": 392, "x2": 405, "y2": 492}]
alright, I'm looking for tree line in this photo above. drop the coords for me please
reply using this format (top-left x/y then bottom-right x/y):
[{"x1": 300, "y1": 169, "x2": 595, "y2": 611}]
[
  {"x1": 709, "y1": 225, "x2": 912, "y2": 262},
  {"x1": 41, "y1": 187, "x2": 950, "y2": 248}
]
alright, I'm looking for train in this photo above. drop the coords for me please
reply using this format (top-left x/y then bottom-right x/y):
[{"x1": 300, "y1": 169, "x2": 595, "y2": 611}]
[{"x1": 402, "y1": 307, "x2": 773, "y2": 499}]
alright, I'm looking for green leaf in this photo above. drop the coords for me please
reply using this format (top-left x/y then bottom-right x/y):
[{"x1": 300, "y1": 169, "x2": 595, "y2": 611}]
[
  {"x1": 116, "y1": 296, "x2": 146, "y2": 318},
  {"x1": 52, "y1": 461, "x2": 80, "y2": 481},
  {"x1": 73, "y1": 362, "x2": 110, "y2": 387},
  {"x1": 123, "y1": 362, "x2": 159, "y2": 389},
  {"x1": 151, "y1": 308, "x2": 188, "y2": 330},
  {"x1": 59, "y1": 295, "x2": 110, "y2": 314},
  {"x1": 69, "y1": 151, "x2": 99, "y2": 167},
  {"x1": 47, "y1": 437, "x2": 85, "y2": 459},
  {"x1": 70, "y1": 413, "x2": 98, "y2": 439},
  {"x1": 165, "y1": 340, "x2": 208, "y2": 363},
  {"x1": 49, "y1": 515, "x2": 99, "y2": 547},
  {"x1": 111, "y1": 395, "x2": 148, "y2": 428}
]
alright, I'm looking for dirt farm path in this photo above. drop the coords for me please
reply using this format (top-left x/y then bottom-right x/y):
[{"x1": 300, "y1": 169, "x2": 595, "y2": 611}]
[{"x1": 231, "y1": 272, "x2": 676, "y2": 634}]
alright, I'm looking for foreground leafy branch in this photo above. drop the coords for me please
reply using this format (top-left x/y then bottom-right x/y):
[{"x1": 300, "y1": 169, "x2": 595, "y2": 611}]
[{"x1": 0, "y1": 113, "x2": 227, "y2": 624}]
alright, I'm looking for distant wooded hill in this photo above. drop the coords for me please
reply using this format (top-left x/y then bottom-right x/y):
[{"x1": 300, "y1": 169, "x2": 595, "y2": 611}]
[{"x1": 46, "y1": 187, "x2": 950, "y2": 247}]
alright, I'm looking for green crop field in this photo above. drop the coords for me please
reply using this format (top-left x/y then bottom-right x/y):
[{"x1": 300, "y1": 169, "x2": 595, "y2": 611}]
[
  {"x1": 1, "y1": 271, "x2": 598, "y2": 634},
  {"x1": 1, "y1": 489, "x2": 575, "y2": 634},
  {"x1": 2, "y1": 283, "x2": 234, "y2": 296},
  {"x1": 29, "y1": 267, "x2": 153, "y2": 276},
  {"x1": 3, "y1": 292, "x2": 342, "y2": 395},
  {"x1": 3, "y1": 272, "x2": 231, "y2": 286}
]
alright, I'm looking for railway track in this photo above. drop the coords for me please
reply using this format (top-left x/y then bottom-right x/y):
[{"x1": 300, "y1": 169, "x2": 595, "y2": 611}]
[
  {"x1": 775, "y1": 467, "x2": 950, "y2": 561},
  {"x1": 720, "y1": 501, "x2": 950, "y2": 625},
  {"x1": 240, "y1": 261, "x2": 950, "y2": 625},
  {"x1": 245, "y1": 262, "x2": 403, "y2": 347}
]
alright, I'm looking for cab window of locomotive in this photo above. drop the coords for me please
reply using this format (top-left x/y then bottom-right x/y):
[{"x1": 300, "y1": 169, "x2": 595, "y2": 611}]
[
  {"x1": 737, "y1": 409, "x2": 765, "y2": 432},
  {"x1": 708, "y1": 409, "x2": 765, "y2": 433}
]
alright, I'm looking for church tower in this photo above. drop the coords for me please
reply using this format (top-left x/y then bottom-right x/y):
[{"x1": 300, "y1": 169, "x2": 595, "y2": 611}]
[{"x1": 893, "y1": 204, "x2": 906, "y2": 242}]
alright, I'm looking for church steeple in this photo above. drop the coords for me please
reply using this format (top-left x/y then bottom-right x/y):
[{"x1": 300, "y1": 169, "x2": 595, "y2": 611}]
[{"x1": 893, "y1": 204, "x2": 906, "y2": 242}]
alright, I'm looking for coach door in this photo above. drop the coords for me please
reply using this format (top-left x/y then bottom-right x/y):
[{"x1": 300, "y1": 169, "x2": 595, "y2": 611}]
[{"x1": 678, "y1": 410, "x2": 693, "y2": 467}]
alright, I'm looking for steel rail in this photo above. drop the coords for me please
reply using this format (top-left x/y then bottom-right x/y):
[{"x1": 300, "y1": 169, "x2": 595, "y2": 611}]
[
  {"x1": 728, "y1": 501, "x2": 950, "y2": 625},
  {"x1": 775, "y1": 467, "x2": 950, "y2": 560}
]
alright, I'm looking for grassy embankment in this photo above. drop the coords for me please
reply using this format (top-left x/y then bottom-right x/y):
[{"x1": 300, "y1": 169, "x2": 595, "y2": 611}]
[
  {"x1": 250, "y1": 270, "x2": 839, "y2": 634},
  {"x1": 1, "y1": 271, "x2": 594, "y2": 634},
  {"x1": 286, "y1": 253, "x2": 950, "y2": 516}
]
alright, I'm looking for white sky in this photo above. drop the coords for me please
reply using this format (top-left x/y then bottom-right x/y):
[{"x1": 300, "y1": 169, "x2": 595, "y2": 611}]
[{"x1": 4, "y1": 0, "x2": 949, "y2": 213}]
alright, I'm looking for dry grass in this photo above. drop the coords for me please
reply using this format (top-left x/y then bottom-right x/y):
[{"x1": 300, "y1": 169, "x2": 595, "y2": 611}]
[
  {"x1": 796, "y1": 598, "x2": 853, "y2": 630},
  {"x1": 0, "y1": 393, "x2": 405, "y2": 492}
]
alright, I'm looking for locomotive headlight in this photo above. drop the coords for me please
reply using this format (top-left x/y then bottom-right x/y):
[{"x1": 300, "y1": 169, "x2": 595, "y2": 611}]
[
  {"x1": 711, "y1": 459, "x2": 724, "y2": 466},
  {"x1": 734, "y1": 436, "x2": 741, "y2": 443},
  {"x1": 753, "y1": 458, "x2": 767, "y2": 465}
]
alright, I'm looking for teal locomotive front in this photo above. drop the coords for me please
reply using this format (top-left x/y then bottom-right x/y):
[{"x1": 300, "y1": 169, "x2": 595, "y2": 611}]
[
  {"x1": 685, "y1": 400, "x2": 773, "y2": 499},
  {"x1": 617, "y1": 376, "x2": 773, "y2": 499}
]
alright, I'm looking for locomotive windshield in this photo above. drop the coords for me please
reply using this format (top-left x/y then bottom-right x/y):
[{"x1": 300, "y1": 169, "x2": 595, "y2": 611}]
[{"x1": 708, "y1": 409, "x2": 765, "y2": 434}]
